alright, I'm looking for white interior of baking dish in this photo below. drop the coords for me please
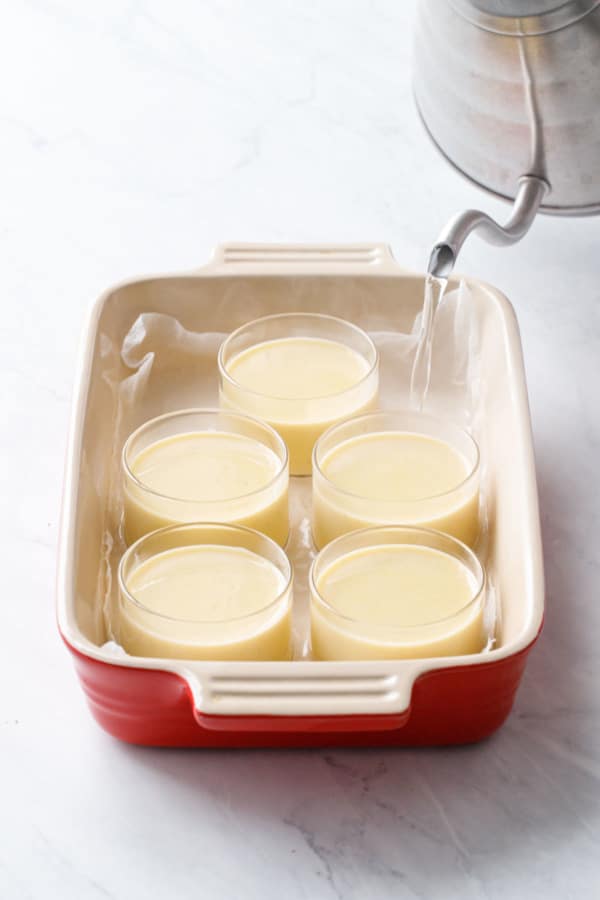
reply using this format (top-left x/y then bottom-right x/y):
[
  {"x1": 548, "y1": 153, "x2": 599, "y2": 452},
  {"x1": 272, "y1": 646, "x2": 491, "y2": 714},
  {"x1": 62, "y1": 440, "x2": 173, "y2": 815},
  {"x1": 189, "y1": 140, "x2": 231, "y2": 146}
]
[{"x1": 57, "y1": 245, "x2": 544, "y2": 717}]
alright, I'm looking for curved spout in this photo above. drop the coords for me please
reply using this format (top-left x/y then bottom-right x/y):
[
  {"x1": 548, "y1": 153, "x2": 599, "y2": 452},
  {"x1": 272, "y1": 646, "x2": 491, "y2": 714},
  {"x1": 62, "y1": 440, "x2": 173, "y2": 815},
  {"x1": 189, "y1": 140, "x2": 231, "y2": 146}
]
[{"x1": 427, "y1": 175, "x2": 548, "y2": 277}]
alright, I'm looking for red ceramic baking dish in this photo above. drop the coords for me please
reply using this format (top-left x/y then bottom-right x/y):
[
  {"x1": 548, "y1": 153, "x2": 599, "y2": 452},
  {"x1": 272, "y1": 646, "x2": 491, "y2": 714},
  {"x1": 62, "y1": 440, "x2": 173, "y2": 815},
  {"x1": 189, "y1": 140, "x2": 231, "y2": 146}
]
[{"x1": 57, "y1": 244, "x2": 544, "y2": 747}]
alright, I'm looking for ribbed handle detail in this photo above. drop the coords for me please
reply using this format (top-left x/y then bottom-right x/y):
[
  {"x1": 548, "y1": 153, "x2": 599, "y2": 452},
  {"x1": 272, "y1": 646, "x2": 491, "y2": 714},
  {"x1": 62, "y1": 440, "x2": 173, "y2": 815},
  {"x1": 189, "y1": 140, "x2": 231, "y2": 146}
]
[{"x1": 202, "y1": 243, "x2": 401, "y2": 274}]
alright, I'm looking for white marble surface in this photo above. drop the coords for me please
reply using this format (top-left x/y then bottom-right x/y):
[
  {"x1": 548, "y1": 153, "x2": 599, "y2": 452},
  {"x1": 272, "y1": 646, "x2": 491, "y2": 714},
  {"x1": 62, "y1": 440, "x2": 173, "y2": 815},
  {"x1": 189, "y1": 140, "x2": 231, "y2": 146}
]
[{"x1": 1, "y1": 1, "x2": 599, "y2": 897}]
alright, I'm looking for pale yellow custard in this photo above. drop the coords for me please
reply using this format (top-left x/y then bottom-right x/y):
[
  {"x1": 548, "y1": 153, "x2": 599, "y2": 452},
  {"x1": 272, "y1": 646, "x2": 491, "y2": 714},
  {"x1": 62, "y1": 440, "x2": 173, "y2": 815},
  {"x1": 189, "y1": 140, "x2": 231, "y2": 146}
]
[
  {"x1": 123, "y1": 428, "x2": 288, "y2": 546},
  {"x1": 220, "y1": 335, "x2": 378, "y2": 474},
  {"x1": 313, "y1": 425, "x2": 479, "y2": 549},
  {"x1": 311, "y1": 542, "x2": 485, "y2": 660},
  {"x1": 119, "y1": 543, "x2": 292, "y2": 660}
]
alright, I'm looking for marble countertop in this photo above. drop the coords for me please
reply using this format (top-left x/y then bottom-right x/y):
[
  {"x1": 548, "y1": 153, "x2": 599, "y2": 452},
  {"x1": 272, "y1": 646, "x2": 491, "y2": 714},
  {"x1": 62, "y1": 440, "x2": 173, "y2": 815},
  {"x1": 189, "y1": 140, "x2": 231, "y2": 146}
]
[{"x1": 2, "y1": 1, "x2": 599, "y2": 897}]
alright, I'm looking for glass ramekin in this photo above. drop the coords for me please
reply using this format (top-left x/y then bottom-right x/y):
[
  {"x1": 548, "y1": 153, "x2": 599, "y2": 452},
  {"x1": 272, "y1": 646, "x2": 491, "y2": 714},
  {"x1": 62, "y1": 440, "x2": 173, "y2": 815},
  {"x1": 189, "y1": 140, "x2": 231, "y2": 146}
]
[
  {"x1": 310, "y1": 525, "x2": 486, "y2": 660},
  {"x1": 118, "y1": 523, "x2": 293, "y2": 660},
  {"x1": 312, "y1": 409, "x2": 480, "y2": 549},
  {"x1": 218, "y1": 313, "x2": 379, "y2": 475},
  {"x1": 122, "y1": 408, "x2": 289, "y2": 546}
]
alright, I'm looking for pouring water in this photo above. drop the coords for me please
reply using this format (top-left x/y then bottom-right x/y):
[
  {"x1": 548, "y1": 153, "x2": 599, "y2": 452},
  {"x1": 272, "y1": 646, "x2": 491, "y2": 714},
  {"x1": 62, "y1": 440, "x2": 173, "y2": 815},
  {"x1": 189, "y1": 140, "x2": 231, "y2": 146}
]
[{"x1": 409, "y1": 243, "x2": 455, "y2": 410}]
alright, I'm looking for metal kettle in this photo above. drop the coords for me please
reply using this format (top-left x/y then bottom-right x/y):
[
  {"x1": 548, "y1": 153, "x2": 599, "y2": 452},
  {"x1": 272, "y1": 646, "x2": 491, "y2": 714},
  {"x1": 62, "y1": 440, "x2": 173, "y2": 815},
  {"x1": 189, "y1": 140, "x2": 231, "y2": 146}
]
[{"x1": 414, "y1": 1, "x2": 600, "y2": 275}]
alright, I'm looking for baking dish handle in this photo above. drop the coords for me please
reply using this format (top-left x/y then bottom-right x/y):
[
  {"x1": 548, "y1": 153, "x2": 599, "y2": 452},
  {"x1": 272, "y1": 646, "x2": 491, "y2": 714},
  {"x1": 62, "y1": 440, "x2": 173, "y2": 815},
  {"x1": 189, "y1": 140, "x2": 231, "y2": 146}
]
[
  {"x1": 198, "y1": 243, "x2": 405, "y2": 276},
  {"x1": 182, "y1": 665, "x2": 417, "y2": 732}
]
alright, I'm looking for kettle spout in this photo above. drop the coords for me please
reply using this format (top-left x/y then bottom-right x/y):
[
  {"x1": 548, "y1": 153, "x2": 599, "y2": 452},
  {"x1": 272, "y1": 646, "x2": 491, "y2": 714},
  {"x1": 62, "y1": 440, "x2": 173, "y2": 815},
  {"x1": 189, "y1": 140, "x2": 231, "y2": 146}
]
[{"x1": 427, "y1": 175, "x2": 548, "y2": 277}]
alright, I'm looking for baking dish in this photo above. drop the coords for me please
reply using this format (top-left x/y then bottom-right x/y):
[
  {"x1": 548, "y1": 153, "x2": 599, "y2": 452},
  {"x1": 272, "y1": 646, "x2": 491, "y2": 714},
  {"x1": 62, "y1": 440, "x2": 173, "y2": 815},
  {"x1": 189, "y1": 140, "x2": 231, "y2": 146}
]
[{"x1": 57, "y1": 244, "x2": 544, "y2": 747}]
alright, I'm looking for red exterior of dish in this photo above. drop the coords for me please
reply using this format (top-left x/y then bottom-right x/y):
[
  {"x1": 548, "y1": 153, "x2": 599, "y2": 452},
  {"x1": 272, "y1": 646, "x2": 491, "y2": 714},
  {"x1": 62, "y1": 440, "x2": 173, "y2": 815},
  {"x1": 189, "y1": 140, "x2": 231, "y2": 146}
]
[{"x1": 63, "y1": 629, "x2": 541, "y2": 747}]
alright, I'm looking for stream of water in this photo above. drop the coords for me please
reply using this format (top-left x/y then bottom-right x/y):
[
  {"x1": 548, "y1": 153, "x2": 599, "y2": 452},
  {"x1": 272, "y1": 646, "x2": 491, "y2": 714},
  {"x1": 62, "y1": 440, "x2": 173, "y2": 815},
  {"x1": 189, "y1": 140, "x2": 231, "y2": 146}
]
[{"x1": 409, "y1": 272, "x2": 449, "y2": 410}]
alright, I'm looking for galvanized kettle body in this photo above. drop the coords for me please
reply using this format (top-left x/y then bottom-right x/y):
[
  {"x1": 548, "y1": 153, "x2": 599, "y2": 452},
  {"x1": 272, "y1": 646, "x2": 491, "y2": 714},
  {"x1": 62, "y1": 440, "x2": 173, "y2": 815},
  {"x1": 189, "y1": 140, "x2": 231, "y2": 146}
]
[{"x1": 414, "y1": 1, "x2": 600, "y2": 272}]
